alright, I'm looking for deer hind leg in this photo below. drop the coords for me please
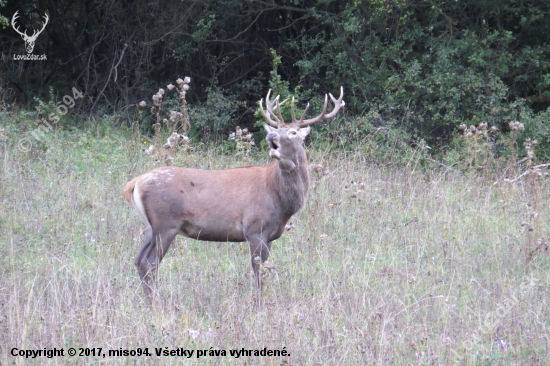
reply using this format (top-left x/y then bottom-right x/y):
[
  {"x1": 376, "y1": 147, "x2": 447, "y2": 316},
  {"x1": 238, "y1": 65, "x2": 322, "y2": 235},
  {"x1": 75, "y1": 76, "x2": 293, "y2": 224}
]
[
  {"x1": 135, "y1": 227, "x2": 179, "y2": 300},
  {"x1": 135, "y1": 227, "x2": 154, "y2": 298}
]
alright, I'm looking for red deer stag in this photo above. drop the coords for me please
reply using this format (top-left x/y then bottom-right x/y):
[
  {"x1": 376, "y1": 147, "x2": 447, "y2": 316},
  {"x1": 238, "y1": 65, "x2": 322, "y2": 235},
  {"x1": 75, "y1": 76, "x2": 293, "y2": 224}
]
[{"x1": 124, "y1": 87, "x2": 344, "y2": 300}]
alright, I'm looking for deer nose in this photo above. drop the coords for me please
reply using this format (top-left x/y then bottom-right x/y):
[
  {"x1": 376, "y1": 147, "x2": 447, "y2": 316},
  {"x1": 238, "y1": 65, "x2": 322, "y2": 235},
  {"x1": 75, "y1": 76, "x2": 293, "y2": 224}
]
[{"x1": 266, "y1": 132, "x2": 278, "y2": 142}]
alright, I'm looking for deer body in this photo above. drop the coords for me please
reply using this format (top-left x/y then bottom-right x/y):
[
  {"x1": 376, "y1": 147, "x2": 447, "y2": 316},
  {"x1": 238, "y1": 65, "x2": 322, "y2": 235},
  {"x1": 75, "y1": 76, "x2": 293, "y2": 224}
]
[
  {"x1": 129, "y1": 165, "x2": 301, "y2": 243},
  {"x1": 125, "y1": 88, "x2": 343, "y2": 300}
]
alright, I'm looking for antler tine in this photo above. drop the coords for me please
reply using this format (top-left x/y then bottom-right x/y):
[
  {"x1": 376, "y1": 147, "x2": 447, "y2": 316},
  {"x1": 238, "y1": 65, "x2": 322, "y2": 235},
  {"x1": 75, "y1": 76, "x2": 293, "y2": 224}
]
[
  {"x1": 274, "y1": 97, "x2": 285, "y2": 128},
  {"x1": 290, "y1": 97, "x2": 297, "y2": 125},
  {"x1": 259, "y1": 94, "x2": 280, "y2": 128},
  {"x1": 36, "y1": 13, "x2": 49, "y2": 36},
  {"x1": 300, "y1": 86, "x2": 345, "y2": 127},
  {"x1": 288, "y1": 94, "x2": 313, "y2": 127},
  {"x1": 299, "y1": 94, "x2": 328, "y2": 127},
  {"x1": 322, "y1": 86, "x2": 346, "y2": 120},
  {"x1": 30, "y1": 13, "x2": 49, "y2": 38},
  {"x1": 260, "y1": 89, "x2": 289, "y2": 128},
  {"x1": 299, "y1": 103, "x2": 310, "y2": 124},
  {"x1": 11, "y1": 11, "x2": 27, "y2": 37}
]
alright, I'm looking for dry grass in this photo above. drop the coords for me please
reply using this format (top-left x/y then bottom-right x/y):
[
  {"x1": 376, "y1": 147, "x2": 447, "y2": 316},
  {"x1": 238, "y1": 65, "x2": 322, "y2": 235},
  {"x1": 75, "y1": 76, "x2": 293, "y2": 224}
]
[{"x1": 1, "y1": 129, "x2": 549, "y2": 365}]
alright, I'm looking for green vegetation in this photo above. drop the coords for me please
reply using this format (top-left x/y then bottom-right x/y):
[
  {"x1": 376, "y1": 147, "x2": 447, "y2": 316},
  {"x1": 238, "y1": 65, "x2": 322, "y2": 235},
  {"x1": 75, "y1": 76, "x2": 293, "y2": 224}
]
[{"x1": 2, "y1": 0, "x2": 550, "y2": 153}]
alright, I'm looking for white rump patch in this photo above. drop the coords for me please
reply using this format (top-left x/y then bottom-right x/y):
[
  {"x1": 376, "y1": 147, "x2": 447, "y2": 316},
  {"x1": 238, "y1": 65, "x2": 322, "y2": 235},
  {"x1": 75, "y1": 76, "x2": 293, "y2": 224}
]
[{"x1": 132, "y1": 181, "x2": 151, "y2": 228}]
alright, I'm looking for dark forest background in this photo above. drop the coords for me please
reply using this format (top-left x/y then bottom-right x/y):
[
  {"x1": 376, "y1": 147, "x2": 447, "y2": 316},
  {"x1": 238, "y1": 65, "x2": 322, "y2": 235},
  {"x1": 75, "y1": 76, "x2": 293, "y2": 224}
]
[{"x1": 1, "y1": 0, "x2": 549, "y2": 152}]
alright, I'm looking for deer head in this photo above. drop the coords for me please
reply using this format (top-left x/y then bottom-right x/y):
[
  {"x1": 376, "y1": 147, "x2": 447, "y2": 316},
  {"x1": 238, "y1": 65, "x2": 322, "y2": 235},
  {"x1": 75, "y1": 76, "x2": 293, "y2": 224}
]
[
  {"x1": 260, "y1": 86, "x2": 345, "y2": 170},
  {"x1": 12, "y1": 11, "x2": 49, "y2": 54}
]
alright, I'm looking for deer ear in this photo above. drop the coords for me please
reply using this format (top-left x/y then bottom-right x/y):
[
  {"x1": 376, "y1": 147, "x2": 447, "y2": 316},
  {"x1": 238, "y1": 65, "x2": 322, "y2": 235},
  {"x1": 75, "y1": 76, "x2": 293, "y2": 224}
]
[
  {"x1": 297, "y1": 126, "x2": 310, "y2": 139},
  {"x1": 263, "y1": 124, "x2": 277, "y2": 134}
]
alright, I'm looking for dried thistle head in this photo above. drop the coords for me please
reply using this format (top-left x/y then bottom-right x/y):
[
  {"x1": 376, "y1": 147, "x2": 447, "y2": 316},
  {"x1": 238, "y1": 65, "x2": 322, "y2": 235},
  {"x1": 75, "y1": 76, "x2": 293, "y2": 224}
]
[
  {"x1": 138, "y1": 101, "x2": 146, "y2": 108},
  {"x1": 459, "y1": 123, "x2": 467, "y2": 130},
  {"x1": 509, "y1": 120, "x2": 525, "y2": 132},
  {"x1": 164, "y1": 132, "x2": 179, "y2": 149},
  {"x1": 230, "y1": 125, "x2": 254, "y2": 155},
  {"x1": 309, "y1": 164, "x2": 324, "y2": 174},
  {"x1": 163, "y1": 132, "x2": 189, "y2": 149},
  {"x1": 152, "y1": 92, "x2": 163, "y2": 106},
  {"x1": 142, "y1": 145, "x2": 155, "y2": 155},
  {"x1": 479, "y1": 121, "x2": 488, "y2": 130}
]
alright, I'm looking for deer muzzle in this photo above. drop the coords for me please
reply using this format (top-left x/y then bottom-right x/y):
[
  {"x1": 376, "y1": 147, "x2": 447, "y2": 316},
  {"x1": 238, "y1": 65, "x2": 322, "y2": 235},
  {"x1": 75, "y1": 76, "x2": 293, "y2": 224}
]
[{"x1": 266, "y1": 132, "x2": 281, "y2": 159}]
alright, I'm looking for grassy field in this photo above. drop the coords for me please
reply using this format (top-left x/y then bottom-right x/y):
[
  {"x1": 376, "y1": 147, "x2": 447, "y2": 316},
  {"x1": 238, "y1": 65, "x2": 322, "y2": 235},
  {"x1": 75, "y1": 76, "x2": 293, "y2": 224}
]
[{"x1": 1, "y1": 122, "x2": 549, "y2": 365}]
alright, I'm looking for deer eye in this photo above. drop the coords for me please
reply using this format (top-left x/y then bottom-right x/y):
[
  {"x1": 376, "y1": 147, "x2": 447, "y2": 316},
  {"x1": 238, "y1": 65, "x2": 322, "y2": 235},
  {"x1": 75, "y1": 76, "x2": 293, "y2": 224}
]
[{"x1": 291, "y1": 131, "x2": 297, "y2": 135}]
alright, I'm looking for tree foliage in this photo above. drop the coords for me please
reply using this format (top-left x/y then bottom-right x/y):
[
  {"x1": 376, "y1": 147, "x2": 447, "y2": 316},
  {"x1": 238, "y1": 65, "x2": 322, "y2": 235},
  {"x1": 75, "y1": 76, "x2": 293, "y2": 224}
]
[{"x1": 1, "y1": 0, "x2": 549, "y2": 148}]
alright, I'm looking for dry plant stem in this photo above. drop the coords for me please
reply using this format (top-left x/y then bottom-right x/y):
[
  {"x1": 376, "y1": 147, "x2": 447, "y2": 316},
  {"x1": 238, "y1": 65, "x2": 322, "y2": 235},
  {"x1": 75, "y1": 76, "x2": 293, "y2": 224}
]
[
  {"x1": 499, "y1": 156, "x2": 530, "y2": 182},
  {"x1": 425, "y1": 157, "x2": 460, "y2": 174},
  {"x1": 137, "y1": 79, "x2": 191, "y2": 164},
  {"x1": 509, "y1": 163, "x2": 550, "y2": 183},
  {"x1": 180, "y1": 98, "x2": 189, "y2": 135},
  {"x1": 525, "y1": 173, "x2": 543, "y2": 266},
  {"x1": 153, "y1": 123, "x2": 161, "y2": 151}
]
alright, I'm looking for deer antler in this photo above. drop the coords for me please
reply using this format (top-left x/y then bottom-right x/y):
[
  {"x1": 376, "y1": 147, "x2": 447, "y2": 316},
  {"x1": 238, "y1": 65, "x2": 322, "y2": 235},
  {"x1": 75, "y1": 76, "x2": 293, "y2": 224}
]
[
  {"x1": 11, "y1": 11, "x2": 27, "y2": 38},
  {"x1": 32, "y1": 13, "x2": 49, "y2": 40},
  {"x1": 295, "y1": 86, "x2": 345, "y2": 127},
  {"x1": 259, "y1": 89, "x2": 288, "y2": 129},
  {"x1": 260, "y1": 87, "x2": 344, "y2": 129},
  {"x1": 11, "y1": 11, "x2": 49, "y2": 40}
]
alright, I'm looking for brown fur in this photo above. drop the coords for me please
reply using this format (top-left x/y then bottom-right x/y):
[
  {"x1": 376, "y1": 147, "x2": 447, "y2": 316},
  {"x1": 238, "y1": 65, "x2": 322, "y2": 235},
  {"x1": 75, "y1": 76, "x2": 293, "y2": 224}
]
[{"x1": 125, "y1": 87, "x2": 344, "y2": 303}]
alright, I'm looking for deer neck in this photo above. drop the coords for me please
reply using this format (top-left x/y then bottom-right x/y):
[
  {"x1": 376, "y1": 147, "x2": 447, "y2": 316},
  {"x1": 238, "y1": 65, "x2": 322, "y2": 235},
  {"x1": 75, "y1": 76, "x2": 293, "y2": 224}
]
[{"x1": 270, "y1": 149, "x2": 309, "y2": 216}]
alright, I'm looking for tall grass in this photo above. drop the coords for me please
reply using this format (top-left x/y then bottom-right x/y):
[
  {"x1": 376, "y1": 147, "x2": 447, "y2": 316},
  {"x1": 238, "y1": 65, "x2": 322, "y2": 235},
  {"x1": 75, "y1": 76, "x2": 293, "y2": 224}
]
[{"x1": 1, "y1": 123, "x2": 549, "y2": 365}]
